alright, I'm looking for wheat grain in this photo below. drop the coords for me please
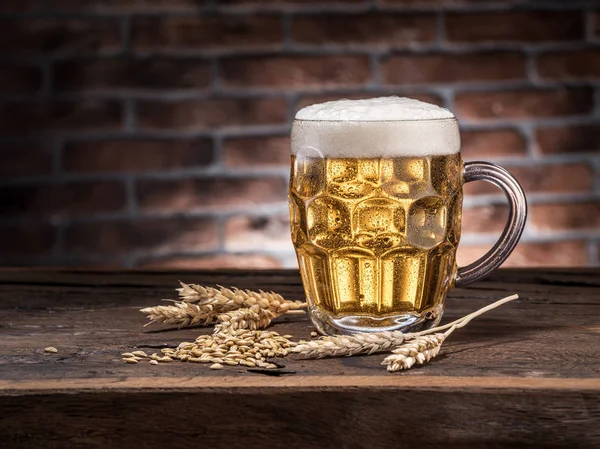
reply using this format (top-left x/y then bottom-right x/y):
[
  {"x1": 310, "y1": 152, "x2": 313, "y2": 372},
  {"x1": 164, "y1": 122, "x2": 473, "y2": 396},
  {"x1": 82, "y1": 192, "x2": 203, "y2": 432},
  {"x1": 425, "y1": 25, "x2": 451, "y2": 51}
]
[
  {"x1": 152, "y1": 327, "x2": 296, "y2": 369},
  {"x1": 123, "y1": 357, "x2": 139, "y2": 364},
  {"x1": 131, "y1": 351, "x2": 148, "y2": 358},
  {"x1": 44, "y1": 346, "x2": 58, "y2": 353},
  {"x1": 149, "y1": 360, "x2": 159, "y2": 365},
  {"x1": 210, "y1": 363, "x2": 224, "y2": 370}
]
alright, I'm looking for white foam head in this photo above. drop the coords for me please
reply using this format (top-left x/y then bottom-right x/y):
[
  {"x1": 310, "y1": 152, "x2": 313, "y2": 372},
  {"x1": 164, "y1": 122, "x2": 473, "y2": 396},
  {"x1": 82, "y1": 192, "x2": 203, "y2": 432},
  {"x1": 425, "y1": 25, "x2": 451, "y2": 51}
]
[
  {"x1": 295, "y1": 96, "x2": 454, "y2": 121},
  {"x1": 292, "y1": 96, "x2": 460, "y2": 158}
]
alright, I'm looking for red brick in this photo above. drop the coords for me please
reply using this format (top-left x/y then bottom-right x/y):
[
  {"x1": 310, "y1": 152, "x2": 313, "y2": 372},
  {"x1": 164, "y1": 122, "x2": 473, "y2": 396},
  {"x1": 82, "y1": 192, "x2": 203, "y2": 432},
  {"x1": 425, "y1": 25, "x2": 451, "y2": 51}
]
[
  {"x1": 0, "y1": 181, "x2": 126, "y2": 218},
  {"x1": 64, "y1": 138, "x2": 214, "y2": 173},
  {"x1": 297, "y1": 92, "x2": 443, "y2": 110},
  {"x1": 55, "y1": 58, "x2": 211, "y2": 92},
  {"x1": 446, "y1": 11, "x2": 583, "y2": 43},
  {"x1": 536, "y1": 124, "x2": 600, "y2": 155},
  {"x1": 65, "y1": 218, "x2": 218, "y2": 254},
  {"x1": 455, "y1": 87, "x2": 593, "y2": 120},
  {"x1": 0, "y1": 0, "x2": 41, "y2": 12},
  {"x1": 223, "y1": 136, "x2": 290, "y2": 167},
  {"x1": 0, "y1": 66, "x2": 42, "y2": 94},
  {"x1": 221, "y1": 55, "x2": 371, "y2": 88},
  {"x1": 0, "y1": 222, "x2": 56, "y2": 257},
  {"x1": 461, "y1": 205, "x2": 509, "y2": 234},
  {"x1": 463, "y1": 163, "x2": 593, "y2": 196},
  {"x1": 382, "y1": 0, "x2": 514, "y2": 3},
  {"x1": 225, "y1": 214, "x2": 292, "y2": 251},
  {"x1": 460, "y1": 129, "x2": 526, "y2": 159},
  {"x1": 219, "y1": 0, "x2": 363, "y2": 5},
  {"x1": 292, "y1": 13, "x2": 435, "y2": 46},
  {"x1": 530, "y1": 202, "x2": 600, "y2": 232},
  {"x1": 0, "y1": 100, "x2": 122, "y2": 134},
  {"x1": 139, "y1": 254, "x2": 282, "y2": 269},
  {"x1": 538, "y1": 49, "x2": 600, "y2": 80},
  {"x1": 136, "y1": 98, "x2": 286, "y2": 131},
  {"x1": 382, "y1": 52, "x2": 526, "y2": 85},
  {"x1": 457, "y1": 241, "x2": 588, "y2": 268},
  {"x1": 0, "y1": 19, "x2": 121, "y2": 55},
  {"x1": 48, "y1": 0, "x2": 209, "y2": 11},
  {"x1": 132, "y1": 16, "x2": 282, "y2": 52},
  {"x1": 0, "y1": 142, "x2": 53, "y2": 178},
  {"x1": 136, "y1": 177, "x2": 287, "y2": 212}
]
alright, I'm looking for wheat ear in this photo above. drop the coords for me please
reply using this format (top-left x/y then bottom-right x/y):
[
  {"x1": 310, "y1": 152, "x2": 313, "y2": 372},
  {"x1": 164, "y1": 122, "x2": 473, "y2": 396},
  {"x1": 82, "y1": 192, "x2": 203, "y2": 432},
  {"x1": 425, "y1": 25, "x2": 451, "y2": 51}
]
[
  {"x1": 177, "y1": 283, "x2": 306, "y2": 314},
  {"x1": 292, "y1": 331, "x2": 412, "y2": 358},
  {"x1": 215, "y1": 305, "x2": 276, "y2": 332},
  {"x1": 381, "y1": 294, "x2": 519, "y2": 371},
  {"x1": 140, "y1": 302, "x2": 217, "y2": 327},
  {"x1": 381, "y1": 334, "x2": 446, "y2": 371},
  {"x1": 141, "y1": 283, "x2": 306, "y2": 327}
]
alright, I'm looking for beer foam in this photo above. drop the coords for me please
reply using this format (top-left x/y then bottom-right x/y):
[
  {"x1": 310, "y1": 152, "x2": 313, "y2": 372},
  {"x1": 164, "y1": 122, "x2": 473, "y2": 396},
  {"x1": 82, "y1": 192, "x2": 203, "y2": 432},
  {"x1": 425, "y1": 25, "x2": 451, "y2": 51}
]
[
  {"x1": 292, "y1": 97, "x2": 460, "y2": 157},
  {"x1": 295, "y1": 96, "x2": 454, "y2": 121}
]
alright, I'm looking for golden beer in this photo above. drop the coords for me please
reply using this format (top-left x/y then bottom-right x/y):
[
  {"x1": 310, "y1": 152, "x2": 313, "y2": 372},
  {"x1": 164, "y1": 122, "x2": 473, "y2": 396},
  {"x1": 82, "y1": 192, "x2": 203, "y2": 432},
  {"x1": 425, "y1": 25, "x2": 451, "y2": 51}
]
[
  {"x1": 289, "y1": 154, "x2": 463, "y2": 333},
  {"x1": 290, "y1": 96, "x2": 527, "y2": 335}
]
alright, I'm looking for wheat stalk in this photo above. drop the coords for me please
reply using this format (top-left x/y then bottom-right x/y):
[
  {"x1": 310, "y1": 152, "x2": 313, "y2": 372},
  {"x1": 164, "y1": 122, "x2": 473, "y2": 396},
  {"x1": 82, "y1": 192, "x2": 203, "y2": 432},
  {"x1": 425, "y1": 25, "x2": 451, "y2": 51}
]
[
  {"x1": 381, "y1": 294, "x2": 520, "y2": 371},
  {"x1": 292, "y1": 294, "x2": 519, "y2": 360},
  {"x1": 141, "y1": 283, "x2": 306, "y2": 327}
]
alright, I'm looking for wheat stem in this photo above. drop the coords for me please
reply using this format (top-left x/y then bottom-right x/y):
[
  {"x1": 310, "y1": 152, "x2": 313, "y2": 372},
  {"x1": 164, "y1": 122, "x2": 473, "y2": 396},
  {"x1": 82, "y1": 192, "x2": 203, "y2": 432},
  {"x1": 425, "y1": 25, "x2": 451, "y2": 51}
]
[
  {"x1": 414, "y1": 294, "x2": 519, "y2": 337},
  {"x1": 293, "y1": 294, "x2": 519, "y2": 360},
  {"x1": 380, "y1": 294, "x2": 520, "y2": 372}
]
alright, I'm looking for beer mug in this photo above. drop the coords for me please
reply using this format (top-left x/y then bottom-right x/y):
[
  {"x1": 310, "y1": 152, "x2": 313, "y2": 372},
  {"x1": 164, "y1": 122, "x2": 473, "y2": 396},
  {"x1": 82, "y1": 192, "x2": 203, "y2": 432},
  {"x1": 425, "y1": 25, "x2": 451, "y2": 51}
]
[{"x1": 288, "y1": 97, "x2": 527, "y2": 335}]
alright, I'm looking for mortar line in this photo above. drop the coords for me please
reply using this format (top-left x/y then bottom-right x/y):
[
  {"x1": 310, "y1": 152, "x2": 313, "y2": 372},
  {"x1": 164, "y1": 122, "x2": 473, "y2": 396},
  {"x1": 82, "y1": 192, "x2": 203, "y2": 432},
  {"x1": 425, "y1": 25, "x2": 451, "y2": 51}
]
[
  {"x1": 585, "y1": 8, "x2": 596, "y2": 42},
  {"x1": 51, "y1": 137, "x2": 64, "y2": 177},
  {"x1": 125, "y1": 176, "x2": 137, "y2": 219},
  {"x1": 282, "y1": 12, "x2": 293, "y2": 51},
  {"x1": 587, "y1": 239, "x2": 599, "y2": 267},
  {"x1": 435, "y1": 10, "x2": 445, "y2": 51}
]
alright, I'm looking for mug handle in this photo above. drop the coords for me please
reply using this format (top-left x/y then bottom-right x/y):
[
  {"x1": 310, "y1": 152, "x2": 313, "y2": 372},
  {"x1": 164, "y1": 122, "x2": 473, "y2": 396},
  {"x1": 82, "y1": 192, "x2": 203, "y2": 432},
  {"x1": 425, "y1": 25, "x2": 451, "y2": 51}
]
[{"x1": 455, "y1": 161, "x2": 527, "y2": 287}]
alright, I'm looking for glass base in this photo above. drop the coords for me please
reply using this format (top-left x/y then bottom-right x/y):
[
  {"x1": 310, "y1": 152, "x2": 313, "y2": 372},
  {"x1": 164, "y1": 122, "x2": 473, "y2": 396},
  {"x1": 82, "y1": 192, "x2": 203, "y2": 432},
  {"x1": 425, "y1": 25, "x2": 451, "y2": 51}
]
[{"x1": 309, "y1": 305, "x2": 444, "y2": 336}]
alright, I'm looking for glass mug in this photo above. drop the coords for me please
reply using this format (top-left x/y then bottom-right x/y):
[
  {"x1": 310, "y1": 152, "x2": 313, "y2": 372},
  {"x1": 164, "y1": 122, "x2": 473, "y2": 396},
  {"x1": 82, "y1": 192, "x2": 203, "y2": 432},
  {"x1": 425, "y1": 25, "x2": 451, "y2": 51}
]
[{"x1": 289, "y1": 115, "x2": 527, "y2": 335}]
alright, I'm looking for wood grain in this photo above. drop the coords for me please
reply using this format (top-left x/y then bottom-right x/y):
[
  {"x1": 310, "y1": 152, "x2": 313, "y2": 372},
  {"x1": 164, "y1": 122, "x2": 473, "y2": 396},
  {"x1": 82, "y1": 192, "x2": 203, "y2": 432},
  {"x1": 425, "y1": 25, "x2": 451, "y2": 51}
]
[{"x1": 1, "y1": 268, "x2": 600, "y2": 448}]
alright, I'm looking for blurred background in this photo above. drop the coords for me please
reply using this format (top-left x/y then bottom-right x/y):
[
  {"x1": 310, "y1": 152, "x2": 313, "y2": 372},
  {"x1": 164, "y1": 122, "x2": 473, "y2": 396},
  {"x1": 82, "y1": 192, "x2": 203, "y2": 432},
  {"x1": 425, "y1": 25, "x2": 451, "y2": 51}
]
[{"x1": 0, "y1": 0, "x2": 598, "y2": 269}]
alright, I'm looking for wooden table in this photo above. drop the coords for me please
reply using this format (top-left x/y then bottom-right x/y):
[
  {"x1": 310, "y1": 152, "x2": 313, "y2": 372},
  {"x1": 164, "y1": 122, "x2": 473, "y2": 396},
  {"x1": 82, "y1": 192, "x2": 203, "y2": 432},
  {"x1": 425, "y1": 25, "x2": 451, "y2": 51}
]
[{"x1": 1, "y1": 268, "x2": 599, "y2": 448}]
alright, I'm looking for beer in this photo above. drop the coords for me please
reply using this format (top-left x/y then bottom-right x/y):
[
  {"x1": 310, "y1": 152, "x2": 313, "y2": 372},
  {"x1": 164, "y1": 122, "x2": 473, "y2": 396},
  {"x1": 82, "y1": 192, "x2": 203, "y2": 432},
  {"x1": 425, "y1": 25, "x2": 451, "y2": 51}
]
[
  {"x1": 290, "y1": 96, "x2": 527, "y2": 335},
  {"x1": 289, "y1": 154, "x2": 462, "y2": 333},
  {"x1": 290, "y1": 97, "x2": 463, "y2": 334}
]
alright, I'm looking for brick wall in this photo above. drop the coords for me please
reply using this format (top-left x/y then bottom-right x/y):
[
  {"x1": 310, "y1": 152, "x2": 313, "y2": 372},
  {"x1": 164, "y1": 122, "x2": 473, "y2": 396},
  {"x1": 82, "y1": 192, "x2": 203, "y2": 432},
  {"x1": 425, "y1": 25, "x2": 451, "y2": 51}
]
[{"x1": 0, "y1": 0, "x2": 599, "y2": 269}]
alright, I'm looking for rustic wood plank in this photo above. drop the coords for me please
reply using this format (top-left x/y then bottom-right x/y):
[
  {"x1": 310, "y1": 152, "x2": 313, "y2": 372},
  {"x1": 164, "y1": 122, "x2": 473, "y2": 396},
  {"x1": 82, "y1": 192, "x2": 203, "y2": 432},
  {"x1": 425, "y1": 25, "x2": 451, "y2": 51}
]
[
  {"x1": 2, "y1": 388, "x2": 599, "y2": 449},
  {"x1": 1, "y1": 268, "x2": 599, "y2": 448}
]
